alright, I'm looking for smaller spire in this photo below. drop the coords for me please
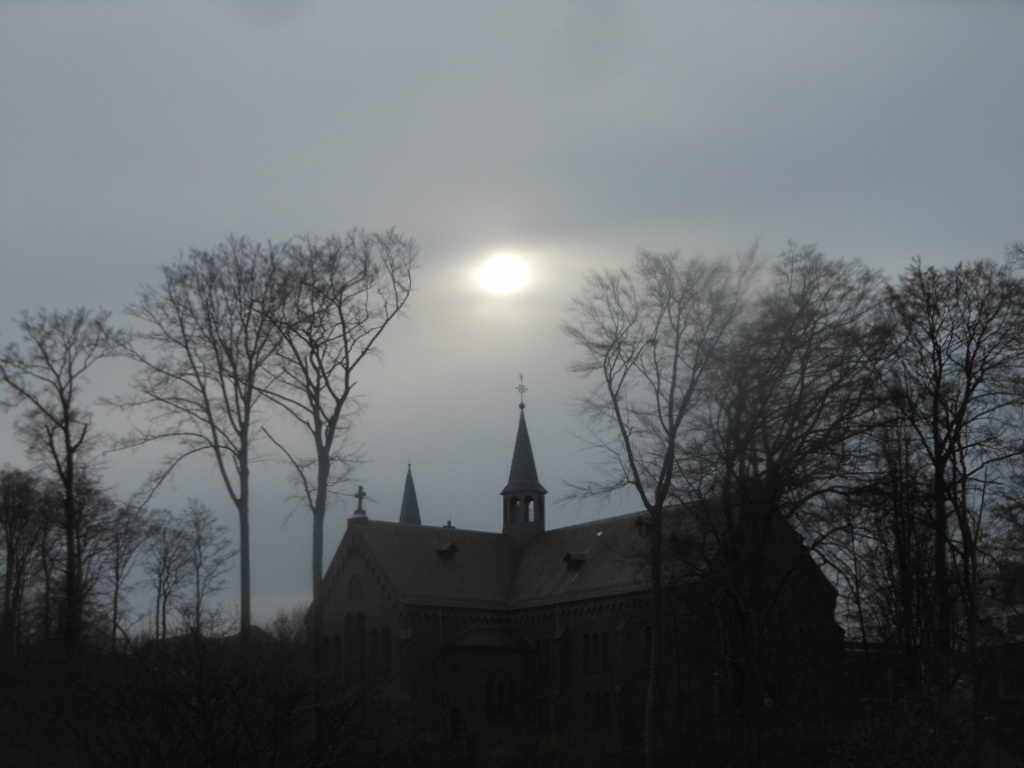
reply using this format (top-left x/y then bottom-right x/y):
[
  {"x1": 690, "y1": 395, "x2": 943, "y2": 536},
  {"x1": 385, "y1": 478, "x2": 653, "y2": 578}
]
[
  {"x1": 503, "y1": 408, "x2": 545, "y2": 493},
  {"x1": 399, "y1": 464, "x2": 422, "y2": 525},
  {"x1": 501, "y1": 388, "x2": 547, "y2": 544}
]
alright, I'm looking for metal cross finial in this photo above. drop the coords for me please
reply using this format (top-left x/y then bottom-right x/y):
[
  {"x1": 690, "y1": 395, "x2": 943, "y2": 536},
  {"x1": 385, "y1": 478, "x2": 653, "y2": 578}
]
[
  {"x1": 516, "y1": 374, "x2": 527, "y2": 408},
  {"x1": 354, "y1": 485, "x2": 367, "y2": 514}
]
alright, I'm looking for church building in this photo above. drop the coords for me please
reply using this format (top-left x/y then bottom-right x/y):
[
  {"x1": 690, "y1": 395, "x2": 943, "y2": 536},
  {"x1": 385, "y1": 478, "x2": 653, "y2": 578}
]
[{"x1": 317, "y1": 398, "x2": 845, "y2": 756}]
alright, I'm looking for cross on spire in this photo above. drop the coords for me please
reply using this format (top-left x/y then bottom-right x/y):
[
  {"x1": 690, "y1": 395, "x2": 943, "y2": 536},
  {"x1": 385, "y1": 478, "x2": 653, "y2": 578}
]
[
  {"x1": 516, "y1": 374, "x2": 527, "y2": 409},
  {"x1": 354, "y1": 485, "x2": 367, "y2": 516}
]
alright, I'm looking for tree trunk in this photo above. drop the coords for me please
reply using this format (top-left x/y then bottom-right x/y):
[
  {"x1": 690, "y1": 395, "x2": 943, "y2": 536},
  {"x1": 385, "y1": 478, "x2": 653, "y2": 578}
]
[
  {"x1": 238, "y1": 464, "x2": 252, "y2": 646},
  {"x1": 932, "y1": 461, "x2": 951, "y2": 706},
  {"x1": 1, "y1": 559, "x2": 16, "y2": 667},
  {"x1": 644, "y1": 511, "x2": 664, "y2": 768},
  {"x1": 311, "y1": 442, "x2": 332, "y2": 671},
  {"x1": 110, "y1": 576, "x2": 121, "y2": 653},
  {"x1": 63, "y1": 473, "x2": 82, "y2": 674},
  {"x1": 238, "y1": 507, "x2": 251, "y2": 644},
  {"x1": 312, "y1": 509, "x2": 326, "y2": 670}
]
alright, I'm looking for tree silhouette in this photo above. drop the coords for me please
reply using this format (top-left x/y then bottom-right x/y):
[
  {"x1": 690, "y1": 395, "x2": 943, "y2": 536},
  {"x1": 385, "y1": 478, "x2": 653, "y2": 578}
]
[
  {"x1": 124, "y1": 239, "x2": 288, "y2": 642},
  {"x1": 0, "y1": 307, "x2": 125, "y2": 668}
]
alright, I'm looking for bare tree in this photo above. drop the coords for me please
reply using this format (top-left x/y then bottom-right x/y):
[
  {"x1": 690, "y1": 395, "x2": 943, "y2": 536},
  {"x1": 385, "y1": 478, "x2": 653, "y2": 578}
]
[
  {"x1": 0, "y1": 307, "x2": 125, "y2": 667},
  {"x1": 72, "y1": 473, "x2": 128, "y2": 640},
  {"x1": 698, "y1": 246, "x2": 885, "y2": 765},
  {"x1": 994, "y1": 464, "x2": 1024, "y2": 560},
  {"x1": 123, "y1": 239, "x2": 288, "y2": 643},
  {"x1": 140, "y1": 501, "x2": 235, "y2": 642},
  {"x1": 179, "y1": 499, "x2": 235, "y2": 636},
  {"x1": 0, "y1": 468, "x2": 44, "y2": 666},
  {"x1": 266, "y1": 229, "x2": 417, "y2": 665},
  {"x1": 103, "y1": 501, "x2": 149, "y2": 651},
  {"x1": 144, "y1": 508, "x2": 191, "y2": 641},
  {"x1": 27, "y1": 483, "x2": 64, "y2": 646},
  {"x1": 884, "y1": 256, "x2": 1024, "y2": 711},
  {"x1": 824, "y1": 422, "x2": 934, "y2": 696},
  {"x1": 1005, "y1": 239, "x2": 1024, "y2": 266},
  {"x1": 563, "y1": 248, "x2": 757, "y2": 767}
]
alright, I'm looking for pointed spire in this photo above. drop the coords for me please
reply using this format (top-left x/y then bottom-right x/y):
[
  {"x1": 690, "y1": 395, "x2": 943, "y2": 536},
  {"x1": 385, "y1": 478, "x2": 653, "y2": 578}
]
[
  {"x1": 399, "y1": 463, "x2": 422, "y2": 525},
  {"x1": 502, "y1": 405, "x2": 546, "y2": 494}
]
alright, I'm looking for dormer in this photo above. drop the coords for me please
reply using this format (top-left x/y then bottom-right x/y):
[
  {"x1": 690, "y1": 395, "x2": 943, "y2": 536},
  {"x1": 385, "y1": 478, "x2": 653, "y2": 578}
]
[
  {"x1": 564, "y1": 552, "x2": 587, "y2": 572},
  {"x1": 436, "y1": 541, "x2": 459, "y2": 562}
]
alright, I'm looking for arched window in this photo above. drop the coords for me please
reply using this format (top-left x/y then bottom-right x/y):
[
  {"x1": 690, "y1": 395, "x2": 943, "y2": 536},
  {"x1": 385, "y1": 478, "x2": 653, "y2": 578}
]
[
  {"x1": 509, "y1": 496, "x2": 519, "y2": 523},
  {"x1": 486, "y1": 681, "x2": 497, "y2": 722},
  {"x1": 497, "y1": 681, "x2": 508, "y2": 721},
  {"x1": 381, "y1": 626, "x2": 392, "y2": 676},
  {"x1": 369, "y1": 628, "x2": 380, "y2": 677},
  {"x1": 524, "y1": 496, "x2": 533, "y2": 522},
  {"x1": 343, "y1": 614, "x2": 354, "y2": 682},
  {"x1": 355, "y1": 613, "x2": 367, "y2": 681}
]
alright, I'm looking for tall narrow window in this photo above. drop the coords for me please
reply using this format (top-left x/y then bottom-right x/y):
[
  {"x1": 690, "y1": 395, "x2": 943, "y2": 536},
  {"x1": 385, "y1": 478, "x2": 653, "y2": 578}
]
[
  {"x1": 497, "y1": 681, "x2": 508, "y2": 721},
  {"x1": 369, "y1": 628, "x2": 380, "y2": 677},
  {"x1": 381, "y1": 626, "x2": 392, "y2": 676},
  {"x1": 399, "y1": 637, "x2": 411, "y2": 693},
  {"x1": 343, "y1": 614, "x2": 354, "y2": 682},
  {"x1": 355, "y1": 613, "x2": 367, "y2": 681},
  {"x1": 486, "y1": 681, "x2": 497, "y2": 722},
  {"x1": 600, "y1": 691, "x2": 611, "y2": 729}
]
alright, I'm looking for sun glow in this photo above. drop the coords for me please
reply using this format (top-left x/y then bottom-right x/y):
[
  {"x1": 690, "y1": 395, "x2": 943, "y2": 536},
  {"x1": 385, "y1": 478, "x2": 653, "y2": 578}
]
[{"x1": 475, "y1": 254, "x2": 531, "y2": 294}]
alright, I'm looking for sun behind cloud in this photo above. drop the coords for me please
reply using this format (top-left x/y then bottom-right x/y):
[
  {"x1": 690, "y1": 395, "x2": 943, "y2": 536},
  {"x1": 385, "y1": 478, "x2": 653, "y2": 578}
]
[{"x1": 475, "y1": 253, "x2": 531, "y2": 294}]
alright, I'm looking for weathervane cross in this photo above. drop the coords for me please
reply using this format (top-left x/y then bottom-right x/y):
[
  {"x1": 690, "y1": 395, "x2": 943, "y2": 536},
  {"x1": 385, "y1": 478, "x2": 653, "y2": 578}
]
[
  {"x1": 354, "y1": 485, "x2": 367, "y2": 514},
  {"x1": 516, "y1": 374, "x2": 527, "y2": 407}
]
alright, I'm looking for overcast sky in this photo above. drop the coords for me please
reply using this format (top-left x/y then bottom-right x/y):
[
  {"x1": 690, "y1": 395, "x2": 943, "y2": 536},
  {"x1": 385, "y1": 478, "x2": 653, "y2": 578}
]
[{"x1": 2, "y1": 1, "x2": 1022, "y2": 622}]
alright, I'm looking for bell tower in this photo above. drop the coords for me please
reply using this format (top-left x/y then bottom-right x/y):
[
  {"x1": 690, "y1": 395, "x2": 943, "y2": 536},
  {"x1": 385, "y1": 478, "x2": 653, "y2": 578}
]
[{"x1": 501, "y1": 378, "x2": 546, "y2": 544}]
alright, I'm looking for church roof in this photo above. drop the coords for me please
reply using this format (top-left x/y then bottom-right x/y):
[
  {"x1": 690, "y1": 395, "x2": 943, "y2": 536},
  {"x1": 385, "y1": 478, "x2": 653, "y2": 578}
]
[
  {"x1": 399, "y1": 465, "x2": 421, "y2": 525},
  {"x1": 510, "y1": 513, "x2": 650, "y2": 607},
  {"x1": 501, "y1": 406, "x2": 547, "y2": 495},
  {"x1": 350, "y1": 521, "x2": 521, "y2": 609},
  {"x1": 340, "y1": 508, "x2": 714, "y2": 612}
]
